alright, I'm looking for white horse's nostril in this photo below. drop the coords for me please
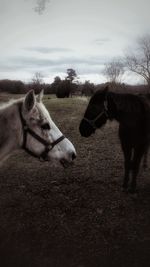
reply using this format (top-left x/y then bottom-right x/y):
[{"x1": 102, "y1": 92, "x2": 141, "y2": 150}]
[{"x1": 71, "y1": 152, "x2": 76, "y2": 161}]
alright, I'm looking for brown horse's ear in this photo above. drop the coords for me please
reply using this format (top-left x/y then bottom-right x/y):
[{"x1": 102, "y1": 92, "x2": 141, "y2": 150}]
[
  {"x1": 104, "y1": 84, "x2": 109, "y2": 92},
  {"x1": 23, "y1": 90, "x2": 36, "y2": 112},
  {"x1": 37, "y1": 89, "x2": 44, "y2": 102}
]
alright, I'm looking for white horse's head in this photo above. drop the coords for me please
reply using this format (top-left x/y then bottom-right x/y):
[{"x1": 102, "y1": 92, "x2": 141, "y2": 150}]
[{"x1": 20, "y1": 90, "x2": 76, "y2": 167}]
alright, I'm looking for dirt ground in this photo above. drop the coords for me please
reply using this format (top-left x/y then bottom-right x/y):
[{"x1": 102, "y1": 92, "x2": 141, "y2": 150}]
[{"x1": 0, "y1": 95, "x2": 150, "y2": 267}]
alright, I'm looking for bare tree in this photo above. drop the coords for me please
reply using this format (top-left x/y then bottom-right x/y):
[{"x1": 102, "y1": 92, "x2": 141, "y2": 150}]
[
  {"x1": 125, "y1": 35, "x2": 150, "y2": 87},
  {"x1": 30, "y1": 72, "x2": 44, "y2": 93},
  {"x1": 103, "y1": 58, "x2": 124, "y2": 83},
  {"x1": 32, "y1": 72, "x2": 43, "y2": 85}
]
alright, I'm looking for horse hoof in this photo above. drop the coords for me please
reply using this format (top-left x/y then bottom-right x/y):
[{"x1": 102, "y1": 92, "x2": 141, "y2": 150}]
[
  {"x1": 122, "y1": 186, "x2": 128, "y2": 193},
  {"x1": 143, "y1": 164, "x2": 147, "y2": 170},
  {"x1": 128, "y1": 188, "x2": 137, "y2": 194}
]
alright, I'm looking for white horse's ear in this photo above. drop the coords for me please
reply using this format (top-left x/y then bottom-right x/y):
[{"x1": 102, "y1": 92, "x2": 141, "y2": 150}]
[
  {"x1": 23, "y1": 90, "x2": 36, "y2": 112},
  {"x1": 37, "y1": 89, "x2": 44, "y2": 102}
]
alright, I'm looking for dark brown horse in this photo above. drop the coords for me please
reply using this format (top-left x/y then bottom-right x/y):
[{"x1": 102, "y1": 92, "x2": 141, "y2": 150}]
[{"x1": 79, "y1": 86, "x2": 150, "y2": 193}]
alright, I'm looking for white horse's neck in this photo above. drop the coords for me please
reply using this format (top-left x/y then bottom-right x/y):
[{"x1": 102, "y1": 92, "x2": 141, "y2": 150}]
[{"x1": 0, "y1": 100, "x2": 22, "y2": 162}]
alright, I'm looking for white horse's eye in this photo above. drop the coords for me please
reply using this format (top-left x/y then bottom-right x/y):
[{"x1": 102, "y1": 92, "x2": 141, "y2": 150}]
[
  {"x1": 41, "y1": 123, "x2": 50, "y2": 130},
  {"x1": 30, "y1": 117, "x2": 36, "y2": 121}
]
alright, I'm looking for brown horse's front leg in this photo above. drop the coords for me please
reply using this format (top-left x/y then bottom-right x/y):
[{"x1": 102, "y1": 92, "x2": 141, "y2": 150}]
[{"x1": 123, "y1": 152, "x2": 132, "y2": 191}]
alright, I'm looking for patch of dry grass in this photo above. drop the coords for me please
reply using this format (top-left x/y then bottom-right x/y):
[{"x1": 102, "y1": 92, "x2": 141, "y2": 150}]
[{"x1": 0, "y1": 94, "x2": 150, "y2": 267}]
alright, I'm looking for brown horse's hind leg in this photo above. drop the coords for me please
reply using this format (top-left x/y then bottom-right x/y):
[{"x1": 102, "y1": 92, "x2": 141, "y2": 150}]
[
  {"x1": 143, "y1": 147, "x2": 149, "y2": 169},
  {"x1": 121, "y1": 143, "x2": 132, "y2": 191},
  {"x1": 130, "y1": 146, "x2": 146, "y2": 193}
]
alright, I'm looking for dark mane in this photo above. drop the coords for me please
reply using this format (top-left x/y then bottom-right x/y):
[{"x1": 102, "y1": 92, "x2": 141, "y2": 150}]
[{"x1": 108, "y1": 91, "x2": 147, "y2": 114}]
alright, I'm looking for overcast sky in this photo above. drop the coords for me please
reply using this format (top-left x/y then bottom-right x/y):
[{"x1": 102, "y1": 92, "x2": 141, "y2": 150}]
[{"x1": 0, "y1": 0, "x2": 150, "y2": 84}]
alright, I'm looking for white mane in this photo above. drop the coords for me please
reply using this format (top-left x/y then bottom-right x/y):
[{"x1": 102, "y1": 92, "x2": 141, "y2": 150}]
[{"x1": 0, "y1": 98, "x2": 23, "y2": 111}]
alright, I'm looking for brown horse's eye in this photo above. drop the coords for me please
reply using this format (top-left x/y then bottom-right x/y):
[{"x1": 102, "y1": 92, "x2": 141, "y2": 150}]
[{"x1": 41, "y1": 123, "x2": 50, "y2": 130}]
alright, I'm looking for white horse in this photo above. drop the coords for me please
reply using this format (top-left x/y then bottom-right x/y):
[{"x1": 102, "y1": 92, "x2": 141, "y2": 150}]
[{"x1": 0, "y1": 90, "x2": 76, "y2": 166}]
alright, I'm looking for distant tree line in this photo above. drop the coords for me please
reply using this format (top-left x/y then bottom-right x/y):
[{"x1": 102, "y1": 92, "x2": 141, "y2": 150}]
[
  {"x1": 0, "y1": 77, "x2": 96, "y2": 97},
  {"x1": 0, "y1": 80, "x2": 26, "y2": 94},
  {"x1": 0, "y1": 78, "x2": 149, "y2": 97}
]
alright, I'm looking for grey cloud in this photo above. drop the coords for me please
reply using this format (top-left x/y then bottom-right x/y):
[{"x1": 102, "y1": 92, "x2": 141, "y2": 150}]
[
  {"x1": 34, "y1": 0, "x2": 50, "y2": 15},
  {"x1": 49, "y1": 65, "x2": 104, "y2": 75},
  {"x1": 94, "y1": 38, "x2": 111, "y2": 45},
  {"x1": 14, "y1": 55, "x2": 106, "y2": 66},
  {"x1": 0, "y1": 55, "x2": 106, "y2": 75},
  {"x1": 24, "y1": 47, "x2": 73, "y2": 54}
]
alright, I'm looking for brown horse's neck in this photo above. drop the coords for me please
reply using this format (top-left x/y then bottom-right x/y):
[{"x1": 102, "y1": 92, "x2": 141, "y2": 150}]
[{"x1": 108, "y1": 92, "x2": 145, "y2": 123}]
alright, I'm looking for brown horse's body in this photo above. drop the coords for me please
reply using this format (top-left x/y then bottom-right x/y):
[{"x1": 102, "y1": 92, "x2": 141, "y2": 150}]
[{"x1": 79, "y1": 86, "x2": 150, "y2": 193}]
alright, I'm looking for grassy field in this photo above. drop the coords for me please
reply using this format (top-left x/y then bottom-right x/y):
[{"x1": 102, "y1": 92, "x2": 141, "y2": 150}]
[{"x1": 0, "y1": 94, "x2": 150, "y2": 267}]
